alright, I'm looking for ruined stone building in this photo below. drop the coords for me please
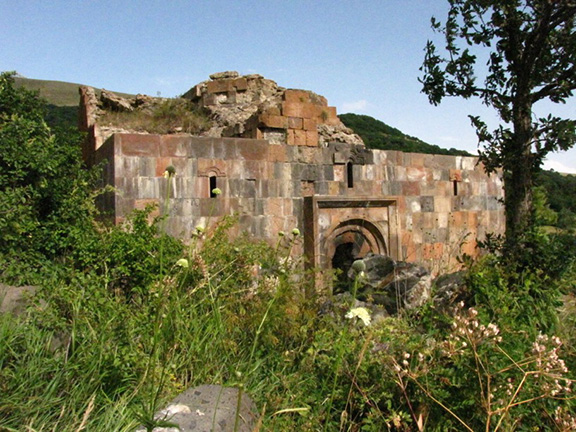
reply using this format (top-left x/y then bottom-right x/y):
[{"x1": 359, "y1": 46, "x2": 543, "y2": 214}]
[{"x1": 79, "y1": 71, "x2": 505, "y2": 276}]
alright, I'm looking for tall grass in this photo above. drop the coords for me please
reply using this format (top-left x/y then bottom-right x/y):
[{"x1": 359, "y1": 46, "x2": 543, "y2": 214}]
[
  {"x1": 1, "y1": 213, "x2": 575, "y2": 430},
  {"x1": 99, "y1": 98, "x2": 210, "y2": 135}
]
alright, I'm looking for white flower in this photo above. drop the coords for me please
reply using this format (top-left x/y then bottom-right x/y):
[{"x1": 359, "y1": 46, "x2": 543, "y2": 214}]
[
  {"x1": 345, "y1": 307, "x2": 372, "y2": 326},
  {"x1": 176, "y1": 258, "x2": 189, "y2": 268},
  {"x1": 351, "y1": 259, "x2": 366, "y2": 272}
]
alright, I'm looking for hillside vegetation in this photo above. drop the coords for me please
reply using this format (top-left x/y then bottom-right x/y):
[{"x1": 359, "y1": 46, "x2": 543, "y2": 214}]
[{"x1": 340, "y1": 112, "x2": 472, "y2": 156}]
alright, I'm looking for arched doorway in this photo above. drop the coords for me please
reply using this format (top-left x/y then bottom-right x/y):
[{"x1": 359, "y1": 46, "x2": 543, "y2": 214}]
[{"x1": 325, "y1": 219, "x2": 387, "y2": 292}]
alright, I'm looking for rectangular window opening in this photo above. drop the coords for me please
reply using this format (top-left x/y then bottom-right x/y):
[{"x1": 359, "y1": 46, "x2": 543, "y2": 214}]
[
  {"x1": 210, "y1": 176, "x2": 218, "y2": 198},
  {"x1": 347, "y1": 162, "x2": 354, "y2": 188}
]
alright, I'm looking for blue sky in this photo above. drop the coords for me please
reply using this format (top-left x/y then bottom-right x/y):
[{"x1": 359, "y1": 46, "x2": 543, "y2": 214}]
[{"x1": 2, "y1": 0, "x2": 575, "y2": 172}]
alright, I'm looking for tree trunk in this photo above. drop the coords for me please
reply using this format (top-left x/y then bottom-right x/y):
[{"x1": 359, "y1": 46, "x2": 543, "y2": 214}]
[
  {"x1": 505, "y1": 97, "x2": 534, "y2": 249},
  {"x1": 504, "y1": 148, "x2": 533, "y2": 247}
]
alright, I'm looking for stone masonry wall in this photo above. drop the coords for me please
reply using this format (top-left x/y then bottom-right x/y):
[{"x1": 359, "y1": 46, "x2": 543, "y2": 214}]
[{"x1": 95, "y1": 133, "x2": 505, "y2": 273}]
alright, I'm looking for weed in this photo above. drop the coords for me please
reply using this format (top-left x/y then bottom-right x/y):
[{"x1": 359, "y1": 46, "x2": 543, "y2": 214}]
[{"x1": 99, "y1": 98, "x2": 210, "y2": 135}]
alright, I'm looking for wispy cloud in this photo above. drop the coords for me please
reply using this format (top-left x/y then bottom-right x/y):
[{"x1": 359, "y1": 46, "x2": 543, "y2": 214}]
[
  {"x1": 543, "y1": 159, "x2": 576, "y2": 174},
  {"x1": 340, "y1": 99, "x2": 370, "y2": 113}
]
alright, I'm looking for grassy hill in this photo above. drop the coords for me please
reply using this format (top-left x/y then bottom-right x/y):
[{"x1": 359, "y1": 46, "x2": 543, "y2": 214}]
[
  {"x1": 14, "y1": 77, "x2": 85, "y2": 106},
  {"x1": 14, "y1": 77, "x2": 135, "y2": 129},
  {"x1": 14, "y1": 76, "x2": 134, "y2": 106},
  {"x1": 340, "y1": 112, "x2": 471, "y2": 156}
]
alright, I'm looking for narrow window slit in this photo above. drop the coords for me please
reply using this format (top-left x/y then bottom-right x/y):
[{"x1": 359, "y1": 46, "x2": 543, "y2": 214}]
[
  {"x1": 347, "y1": 162, "x2": 354, "y2": 188},
  {"x1": 453, "y1": 180, "x2": 458, "y2": 196},
  {"x1": 210, "y1": 176, "x2": 218, "y2": 198}
]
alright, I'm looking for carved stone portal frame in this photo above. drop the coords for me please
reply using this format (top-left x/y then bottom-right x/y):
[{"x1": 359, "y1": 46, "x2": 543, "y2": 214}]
[{"x1": 303, "y1": 196, "x2": 400, "y2": 272}]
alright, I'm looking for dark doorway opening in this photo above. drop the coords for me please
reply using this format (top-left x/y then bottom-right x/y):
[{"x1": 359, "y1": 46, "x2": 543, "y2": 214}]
[{"x1": 332, "y1": 242, "x2": 356, "y2": 293}]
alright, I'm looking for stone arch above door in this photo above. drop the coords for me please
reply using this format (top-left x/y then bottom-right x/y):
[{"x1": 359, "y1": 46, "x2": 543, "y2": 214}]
[
  {"x1": 326, "y1": 219, "x2": 387, "y2": 271},
  {"x1": 303, "y1": 196, "x2": 400, "y2": 274}
]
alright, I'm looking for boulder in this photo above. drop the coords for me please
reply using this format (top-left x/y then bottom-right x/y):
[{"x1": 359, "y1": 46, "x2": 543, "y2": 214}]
[
  {"x1": 432, "y1": 271, "x2": 470, "y2": 311},
  {"x1": 100, "y1": 89, "x2": 134, "y2": 112},
  {"x1": 347, "y1": 254, "x2": 431, "y2": 314},
  {"x1": 0, "y1": 284, "x2": 40, "y2": 317},
  {"x1": 210, "y1": 71, "x2": 240, "y2": 80},
  {"x1": 135, "y1": 385, "x2": 258, "y2": 432}
]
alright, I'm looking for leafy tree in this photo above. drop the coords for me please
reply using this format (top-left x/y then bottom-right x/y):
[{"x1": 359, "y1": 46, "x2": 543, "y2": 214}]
[
  {"x1": 532, "y1": 185, "x2": 558, "y2": 227},
  {"x1": 420, "y1": 0, "x2": 576, "y2": 250},
  {"x1": 0, "y1": 71, "x2": 98, "y2": 277}
]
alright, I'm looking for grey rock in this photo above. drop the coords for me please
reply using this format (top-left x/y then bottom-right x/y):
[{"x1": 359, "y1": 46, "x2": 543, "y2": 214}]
[
  {"x1": 317, "y1": 123, "x2": 364, "y2": 147},
  {"x1": 209, "y1": 71, "x2": 240, "y2": 80},
  {"x1": 347, "y1": 254, "x2": 432, "y2": 314},
  {"x1": 101, "y1": 89, "x2": 134, "y2": 112},
  {"x1": 432, "y1": 271, "x2": 470, "y2": 311},
  {"x1": 0, "y1": 284, "x2": 40, "y2": 316},
  {"x1": 135, "y1": 385, "x2": 258, "y2": 432}
]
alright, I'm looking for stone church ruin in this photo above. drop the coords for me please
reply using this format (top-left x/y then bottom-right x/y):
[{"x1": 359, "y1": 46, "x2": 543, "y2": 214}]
[{"x1": 79, "y1": 71, "x2": 505, "y2": 276}]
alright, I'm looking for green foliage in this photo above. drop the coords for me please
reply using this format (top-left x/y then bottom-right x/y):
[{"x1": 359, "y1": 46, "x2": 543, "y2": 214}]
[
  {"x1": 76, "y1": 206, "x2": 184, "y2": 296},
  {"x1": 44, "y1": 104, "x2": 79, "y2": 129},
  {"x1": 340, "y1": 113, "x2": 471, "y2": 155},
  {"x1": 536, "y1": 170, "x2": 576, "y2": 230},
  {"x1": 533, "y1": 185, "x2": 558, "y2": 227},
  {"x1": 2, "y1": 217, "x2": 575, "y2": 430},
  {"x1": 0, "y1": 72, "x2": 100, "y2": 282}
]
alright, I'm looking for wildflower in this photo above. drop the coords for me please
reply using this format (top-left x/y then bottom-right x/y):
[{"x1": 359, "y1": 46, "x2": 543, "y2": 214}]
[
  {"x1": 211, "y1": 187, "x2": 222, "y2": 195},
  {"x1": 351, "y1": 259, "x2": 366, "y2": 272},
  {"x1": 291, "y1": 228, "x2": 301, "y2": 236},
  {"x1": 345, "y1": 307, "x2": 372, "y2": 326},
  {"x1": 195, "y1": 225, "x2": 205, "y2": 233},
  {"x1": 278, "y1": 231, "x2": 285, "y2": 237},
  {"x1": 164, "y1": 165, "x2": 176, "y2": 178},
  {"x1": 176, "y1": 258, "x2": 189, "y2": 268}
]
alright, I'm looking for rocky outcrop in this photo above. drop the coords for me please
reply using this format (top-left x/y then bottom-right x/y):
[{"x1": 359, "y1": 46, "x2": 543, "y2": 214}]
[
  {"x1": 183, "y1": 71, "x2": 364, "y2": 147},
  {"x1": 135, "y1": 385, "x2": 258, "y2": 432},
  {"x1": 432, "y1": 271, "x2": 470, "y2": 311}
]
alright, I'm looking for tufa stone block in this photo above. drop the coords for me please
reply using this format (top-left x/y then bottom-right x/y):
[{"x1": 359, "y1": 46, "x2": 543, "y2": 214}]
[
  {"x1": 120, "y1": 134, "x2": 161, "y2": 157},
  {"x1": 260, "y1": 113, "x2": 287, "y2": 129},
  {"x1": 284, "y1": 89, "x2": 311, "y2": 103}
]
